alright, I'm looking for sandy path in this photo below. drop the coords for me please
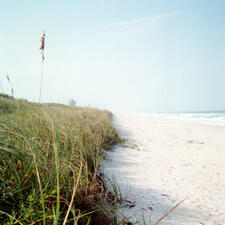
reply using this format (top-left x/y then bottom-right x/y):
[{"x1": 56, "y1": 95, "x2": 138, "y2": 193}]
[{"x1": 102, "y1": 114, "x2": 225, "y2": 225}]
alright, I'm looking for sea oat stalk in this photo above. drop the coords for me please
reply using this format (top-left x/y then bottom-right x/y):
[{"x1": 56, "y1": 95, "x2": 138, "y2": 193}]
[
  {"x1": 6, "y1": 75, "x2": 14, "y2": 97},
  {"x1": 39, "y1": 31, "x2": 46, "y2": 103}
]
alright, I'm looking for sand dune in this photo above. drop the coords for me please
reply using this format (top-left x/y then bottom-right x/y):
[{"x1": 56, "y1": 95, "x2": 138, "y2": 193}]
[{"x1": 103, "y1": 114, "x2": 225, "y2": 225}]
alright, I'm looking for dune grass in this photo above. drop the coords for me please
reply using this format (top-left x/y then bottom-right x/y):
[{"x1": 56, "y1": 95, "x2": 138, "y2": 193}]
[{"x1": 0, "y1": 95, "x2": 121, "y2": 224}]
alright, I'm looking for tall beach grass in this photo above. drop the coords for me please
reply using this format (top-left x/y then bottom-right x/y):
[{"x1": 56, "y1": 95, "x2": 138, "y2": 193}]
[{"x1": 0, "y1": 95, "x2": 121, "y2": 224}]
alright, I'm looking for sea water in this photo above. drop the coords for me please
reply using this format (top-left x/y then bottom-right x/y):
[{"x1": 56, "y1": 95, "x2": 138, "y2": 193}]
[{"x1": 153, "y1": 111, "x2": 225, "y2": 127}]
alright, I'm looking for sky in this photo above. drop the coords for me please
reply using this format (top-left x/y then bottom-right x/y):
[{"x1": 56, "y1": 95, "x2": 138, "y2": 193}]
[{"x1": 1, "y1": 0, "x2": 225, "y2": 113}]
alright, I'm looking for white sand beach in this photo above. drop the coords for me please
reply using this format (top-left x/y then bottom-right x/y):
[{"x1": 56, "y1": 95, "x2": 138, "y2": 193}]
[{"x1": 103, "y1": 114, "x2": 225, "y2": 225}]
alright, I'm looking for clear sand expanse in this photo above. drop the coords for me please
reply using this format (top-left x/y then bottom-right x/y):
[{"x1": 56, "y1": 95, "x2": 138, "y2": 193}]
[{"x1": 102, "y1": 114, "x2": 225, "y2": 225}]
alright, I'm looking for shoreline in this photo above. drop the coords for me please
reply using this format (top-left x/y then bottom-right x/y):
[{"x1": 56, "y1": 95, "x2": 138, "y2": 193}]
[
  {"x1": 103, "y1": 113, "x2": 225, "y2": 224},
  {"x1": 114, "y1": 112, "x2": 225, "y2": 129}
]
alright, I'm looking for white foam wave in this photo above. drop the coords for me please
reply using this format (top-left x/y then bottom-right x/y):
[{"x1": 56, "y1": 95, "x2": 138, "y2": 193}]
[{"x1": 150, "y1": 112, "x2": 225, "y2": 127}]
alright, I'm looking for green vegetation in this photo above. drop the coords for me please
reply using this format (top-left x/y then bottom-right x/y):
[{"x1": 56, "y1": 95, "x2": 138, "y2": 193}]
[{"x1": 0, "y1": 95, "x2": 121, "y2": 224}]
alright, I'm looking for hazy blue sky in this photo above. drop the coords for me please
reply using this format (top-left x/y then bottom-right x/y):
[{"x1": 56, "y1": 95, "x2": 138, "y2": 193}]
[{"x1": 1, "y1": 0, "x2": 225, "y2": 112}]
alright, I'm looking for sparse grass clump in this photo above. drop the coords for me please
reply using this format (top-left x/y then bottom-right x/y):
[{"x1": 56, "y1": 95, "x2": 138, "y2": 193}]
[{"x1": 0, "y1": 97, "x2": 120, "y2": 224}]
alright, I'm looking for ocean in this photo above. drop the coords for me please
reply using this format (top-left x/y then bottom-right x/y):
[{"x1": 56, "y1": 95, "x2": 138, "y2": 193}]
[{"x1": 153, "y1": 111, "x2": 225, "y2": 127}]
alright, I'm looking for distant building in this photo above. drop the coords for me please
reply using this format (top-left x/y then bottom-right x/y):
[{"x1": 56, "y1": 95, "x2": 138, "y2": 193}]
[{"x1": 69, "y1": 99, "x2": 76, "y2": 107}]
